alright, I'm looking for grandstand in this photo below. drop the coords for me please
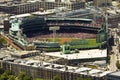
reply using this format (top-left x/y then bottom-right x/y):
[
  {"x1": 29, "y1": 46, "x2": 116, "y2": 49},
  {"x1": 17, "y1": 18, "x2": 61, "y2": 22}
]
[
  {"x1": 18, "y1": 17, "x2": 100, "y2": 39},
  {"x1": 28, "y1": 32, "x2": 96, "y2": 42}
]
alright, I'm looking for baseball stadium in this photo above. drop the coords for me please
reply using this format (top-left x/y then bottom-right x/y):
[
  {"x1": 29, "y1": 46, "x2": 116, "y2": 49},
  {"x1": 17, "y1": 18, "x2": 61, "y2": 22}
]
[{"x1": 8, "y1": 15, "x2": 108, "y2": 52}]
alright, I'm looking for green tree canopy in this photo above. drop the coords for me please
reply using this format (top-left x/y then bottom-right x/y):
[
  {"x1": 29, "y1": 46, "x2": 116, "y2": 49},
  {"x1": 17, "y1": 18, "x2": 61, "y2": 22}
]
[
  {"x1": 117, "y1": 4, "x2": 120, "y2": 9},
  {"x1": 53, "y1": 75, "x2": 61, "y2": 80},
  {"x1": 116, "y1": 60, "x2": 120, "y2": 69},
  {"x1": 23, "y1": 75, "x2": 31, "y2": 80},
  {"x1": 0, "y1": 68, "x2": 4, "y2": 74},
  {"x1": 17, "y1": 72, "x2": 32, "y2": 80},
  {"x1": 17, "y1": 72, "x2": 26, "y2": 80},
  {"x1": 0, "y1": 71, "x2": 9, "y2": 80},
  {"x1": 0, "y1": 38, "x2": 6, "y2": 47},
  {"x1": 8, "y1": 75, "x2": 16, "y2": 80}
]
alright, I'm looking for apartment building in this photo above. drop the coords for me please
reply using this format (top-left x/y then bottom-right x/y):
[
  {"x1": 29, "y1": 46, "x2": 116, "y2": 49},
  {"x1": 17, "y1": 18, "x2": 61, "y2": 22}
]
[{"x1": 0, "y1": 0, "x2": 85, "y2": 14}]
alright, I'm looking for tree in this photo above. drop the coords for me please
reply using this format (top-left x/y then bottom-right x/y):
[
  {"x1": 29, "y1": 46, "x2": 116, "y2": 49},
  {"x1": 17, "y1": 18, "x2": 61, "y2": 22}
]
[
  {"x1": 0, "y1": 38, "x2": 6, "y2": 45},
  {"x1": 4, "y1": 70, "x2": 12, "y2": 75},
  {"x1": 85, "y1": 77, "x2": 92, "y2": 80},
  {"x1": 0, "y1": 69, "x2": 15, "y2": 80},
  {"x1": 23, "y1": 75, "x2": 31, "y2": 80},
  {"x1": 8, "y1": 75, "x2": 16, "y2": 80},
  {"x1": 77, "y1": 77, "x2": 84, "y2": 80},
  {"x1": 34, "y1": 78, "x2": 44, "y2": 80},
  {"x1": 17, "y1": 72, "x2": 26, "y2": 80},
  {"x1": 53, "y1": 75, "x2": 61, "y2": 80},
  {"x1": 0, "y1": 68, "x2": 4, "y2": 74},
  {"x1": 77, "y1": 77, "x2": 92, "y2": 80},
  {"x1": 17, "y1": 72, "x2": 32, "y2": 80},
  {"x1": 117, "y1": 4, "x2": 120, "y2": 9},
  {"x1": 0, "y1": 71, "x2": 9, "y2": 80},
  {"x1": 116, "y1": 60, "x2": 120, "y2": 69}
]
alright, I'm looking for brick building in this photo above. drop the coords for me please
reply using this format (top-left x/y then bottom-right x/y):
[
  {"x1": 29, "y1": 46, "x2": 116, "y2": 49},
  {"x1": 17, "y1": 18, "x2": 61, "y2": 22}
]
[{"x1": 0, "y1": 0, "x2": 85, "y2": 14}]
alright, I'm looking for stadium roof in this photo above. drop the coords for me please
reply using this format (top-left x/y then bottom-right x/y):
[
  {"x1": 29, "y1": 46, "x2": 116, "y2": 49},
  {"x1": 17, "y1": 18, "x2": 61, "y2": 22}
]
[
  {"x1": 47, "y1": 17, "x2": 92, "y2": 21},
  {"x1": 10, "y1": 13, "x2": 31, "y2": 19}
]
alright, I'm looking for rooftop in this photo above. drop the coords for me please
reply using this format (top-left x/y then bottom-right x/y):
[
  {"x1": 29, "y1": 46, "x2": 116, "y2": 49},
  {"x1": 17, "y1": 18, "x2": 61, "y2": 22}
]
[
  {"x1": 44, "y1": 49, "x2": 107, "y2": 60},
  {"x1": 10, "y1": 13, "x2": 31, "y2": 19},
  {"x1": 32, "y1": 10, "x2": 55, "y2": 15},
  {"x1": 107, "y1": 71, "x2": 120, "y2": 77},
  {"x1": 0, "y1": 25, "x2": 4, "y2": 28},
  {"x1": 0, "y1": 55, "x2": 111, "y2": 77},
  {"x1": 0, "y1": 0, "x2": 85, "y2": 7},
  {"x1": 10, "y1": 50, "x2": 40, "y2": 56},
  {"x1": 0, "y1": 48, "x2": 112, "y2": 77}
]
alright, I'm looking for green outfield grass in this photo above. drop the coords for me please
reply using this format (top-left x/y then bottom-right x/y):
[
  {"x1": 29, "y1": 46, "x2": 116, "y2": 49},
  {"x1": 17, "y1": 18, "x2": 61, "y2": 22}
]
[
  {"x1": 44, "y1": 38, "x2": 106, "y2": 52},
  {"x1": 69, "y1": 38, "x2": 102, "y2": 49}
]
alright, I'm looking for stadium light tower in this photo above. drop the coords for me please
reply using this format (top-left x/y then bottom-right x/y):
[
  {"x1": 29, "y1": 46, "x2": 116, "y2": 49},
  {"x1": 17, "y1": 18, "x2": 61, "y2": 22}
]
[
  {"x1": 105, "y1": 0, "x2": 108, "y2": 33},
  {"x1": 49, "y1": 26, "x2": 60, "y2": 42},
  {"x1": 102, "y1": 0, "x2": 108, "y2": 32},
  {"x1": 41, "y1": 0, "x2": 46, "y2": 11},
  {"x1": 104, "y1": 0, "x2": 110, "y2": 65}
]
